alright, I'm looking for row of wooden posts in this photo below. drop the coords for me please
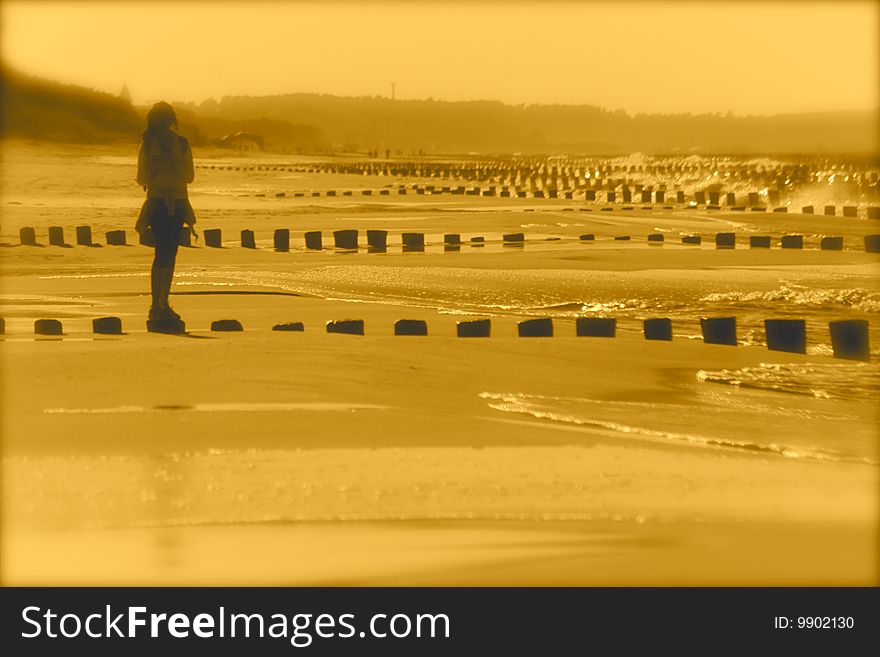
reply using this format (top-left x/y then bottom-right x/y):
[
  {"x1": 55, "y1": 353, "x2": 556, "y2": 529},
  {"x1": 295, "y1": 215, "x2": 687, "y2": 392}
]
[
  {"x1": 197, "y1": 158, "x2": 877, "y2": 189},
  {"x1": 4, "y1": 316, "x2": 870, "y2": 361},
  {"x1": 583, "y1": 232, "x2": 880, "y2": 251},
  {"x1": 15, "y1": 226, "x2": 880, "y2": 253},
  {"x1": 215, "y1": 180, "x2": 880, "y2": 216}
]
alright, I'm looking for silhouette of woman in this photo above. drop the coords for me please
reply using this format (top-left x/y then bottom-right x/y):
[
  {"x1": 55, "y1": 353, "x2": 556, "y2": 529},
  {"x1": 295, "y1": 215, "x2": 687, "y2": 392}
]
[{"x1": 136, "y1": 102, "x2": 197, "y2": 324}]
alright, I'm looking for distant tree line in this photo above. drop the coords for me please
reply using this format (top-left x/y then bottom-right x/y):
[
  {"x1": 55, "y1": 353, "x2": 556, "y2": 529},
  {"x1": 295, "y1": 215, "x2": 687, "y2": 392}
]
[
  {"x1": 185, "y1": 93, "x2": 876, "y2": 154},
  {"x1": 0, "y1": 67, "x2": 140, "y2": 143},
  {"x1": 1, "y1": 67, "x2": 876, "y2": 154}
]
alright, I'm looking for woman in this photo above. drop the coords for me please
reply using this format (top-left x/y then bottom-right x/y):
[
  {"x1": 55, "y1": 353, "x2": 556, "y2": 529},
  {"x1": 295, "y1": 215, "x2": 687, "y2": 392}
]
[{"x1": 136, "y1": 102, "x2": 197, "y2": 323}]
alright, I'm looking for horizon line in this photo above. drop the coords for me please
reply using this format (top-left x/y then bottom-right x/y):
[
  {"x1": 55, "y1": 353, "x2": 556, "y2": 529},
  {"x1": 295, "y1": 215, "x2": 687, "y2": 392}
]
[{"x1": 6, "y1": 66, "x2": 877, "y2": 121}]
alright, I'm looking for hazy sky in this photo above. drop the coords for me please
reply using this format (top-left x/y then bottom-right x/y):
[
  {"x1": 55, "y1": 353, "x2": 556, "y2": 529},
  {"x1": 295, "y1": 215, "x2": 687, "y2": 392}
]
[{"x1": 2, "y1": 1, "x2": 876, "y2": 115}]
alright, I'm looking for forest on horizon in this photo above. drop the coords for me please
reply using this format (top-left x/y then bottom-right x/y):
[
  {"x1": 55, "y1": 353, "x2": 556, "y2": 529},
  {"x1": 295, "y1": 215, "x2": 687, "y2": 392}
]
[{"x1": 1, "y1": 67, "x2": 876, "y2": 156}]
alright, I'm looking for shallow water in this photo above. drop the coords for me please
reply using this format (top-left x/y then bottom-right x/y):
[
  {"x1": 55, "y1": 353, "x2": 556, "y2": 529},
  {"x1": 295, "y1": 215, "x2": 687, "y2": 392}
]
[
  {"x1": 480, "y1": 388, "x2": 877, "y2": 465},
  {"x1": 23, "y1": 257, "x2": 880, "y2": 354},
  {"x1": 165, "y1": 266, "x2": 880, "y2": 350},
  {"x1": 696, "y1": 362, "x2": 880, "y2": 402}
]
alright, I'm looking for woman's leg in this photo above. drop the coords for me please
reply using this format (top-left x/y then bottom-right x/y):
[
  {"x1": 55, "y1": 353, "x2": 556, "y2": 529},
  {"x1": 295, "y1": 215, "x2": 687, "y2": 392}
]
[
  {"x1": 152, "y1": 261, "x2": 174, "y2": 307},
  {"x1": 157, "y1": 263, "x2": 176, "y2": 311},
  {"x1": 159, "y1": 205, "x2": 188, "y2": 314},
  {"x1": 151, "y1": 243, "x2": 177, "y2": 319},
  {"x1": 150, "y1": 256, "x2": 163, "y2": 310},
  {"x1": 160, "y1": 235, "x2": 181, "y2": 315},
  {"x1": 149, "y1": 202, "x2": 182, "y2": 317}
]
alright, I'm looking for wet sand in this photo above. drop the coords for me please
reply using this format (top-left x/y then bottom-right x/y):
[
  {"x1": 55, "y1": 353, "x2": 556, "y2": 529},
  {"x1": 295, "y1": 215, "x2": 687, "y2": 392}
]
[
  {"x1": 6, "y1": 520, "x2": 875, "y2": 586},
  {"x1": 1, "y1": 142, "x2": 877, "y2": 585}
]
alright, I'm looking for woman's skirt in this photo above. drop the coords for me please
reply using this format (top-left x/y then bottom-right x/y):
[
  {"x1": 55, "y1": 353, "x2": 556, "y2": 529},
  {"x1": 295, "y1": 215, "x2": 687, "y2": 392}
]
[{"x1": 137, "y1": 198, "x2": 194, "y2": 267}]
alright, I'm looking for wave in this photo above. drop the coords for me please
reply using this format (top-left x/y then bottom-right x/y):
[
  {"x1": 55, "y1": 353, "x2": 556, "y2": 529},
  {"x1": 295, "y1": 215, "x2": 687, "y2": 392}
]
[
  {"x1": 700, "y1": 284, "x2": 880, "y2": 313},
  {"x1": 697, "y1": 362, "x2": 880, "y2": 402},
  {"x1": 479, "y1": 391, "x2": 876, "y2": 465}
]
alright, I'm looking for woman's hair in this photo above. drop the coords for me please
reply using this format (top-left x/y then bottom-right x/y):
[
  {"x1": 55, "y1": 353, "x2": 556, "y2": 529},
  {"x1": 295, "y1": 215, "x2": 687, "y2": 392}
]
[{"x1": 143, "y1": 102, "x2": 177, "y2": 139}]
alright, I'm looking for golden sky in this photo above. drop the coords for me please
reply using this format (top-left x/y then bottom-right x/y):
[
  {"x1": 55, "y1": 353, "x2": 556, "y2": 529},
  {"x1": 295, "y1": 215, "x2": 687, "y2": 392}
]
[{"x1": 1, "y1": 0, "x2": 876, "y2": 115}]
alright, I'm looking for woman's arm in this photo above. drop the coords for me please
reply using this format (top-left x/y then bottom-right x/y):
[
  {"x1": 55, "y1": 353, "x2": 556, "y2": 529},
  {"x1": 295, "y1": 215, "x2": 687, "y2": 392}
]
[
  {"x1": 136, "y1": 142, "x2": 148, "y2": 187},
  {"x1": 182, "y1": 137, "x2": 194, "y2": 184}
]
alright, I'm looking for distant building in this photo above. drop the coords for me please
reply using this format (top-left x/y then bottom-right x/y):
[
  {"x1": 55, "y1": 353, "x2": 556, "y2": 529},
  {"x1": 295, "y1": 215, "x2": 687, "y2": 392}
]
[{"x1": 216, "y1": 132, "x2": 265, "y2": 151}]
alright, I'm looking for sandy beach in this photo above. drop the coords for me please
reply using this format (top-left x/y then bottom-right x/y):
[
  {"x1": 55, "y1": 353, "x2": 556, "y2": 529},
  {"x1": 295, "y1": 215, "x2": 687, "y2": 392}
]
[{"x1": 1, "y1": 142, "x2": 877, "y2": 585}]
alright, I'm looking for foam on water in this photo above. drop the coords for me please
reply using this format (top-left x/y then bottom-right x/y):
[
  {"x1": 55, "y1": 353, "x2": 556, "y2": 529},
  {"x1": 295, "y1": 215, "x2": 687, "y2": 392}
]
[
  {"x1": 479, "y1": 391, "x2": 877, "y2": 465},
  {"x1": 701, "y1": 283, "x2": 880, "y2": 314},
  {"x1": 696, "y1": 362, "x2": 880, "y2": 402}
]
